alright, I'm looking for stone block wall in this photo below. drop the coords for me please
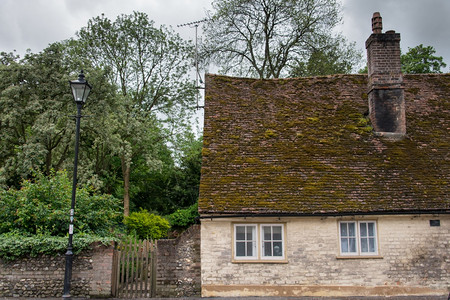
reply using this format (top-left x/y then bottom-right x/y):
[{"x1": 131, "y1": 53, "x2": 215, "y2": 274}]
[
  {"x1": 201, "y1": 215, "x2": 449, "y2": 297},
  {"x1": 0, "y1": 242, "x2": 114, "y2": 298},
  {"x1": 156, "y1": 224, "x2": 201, "y2": 297}
]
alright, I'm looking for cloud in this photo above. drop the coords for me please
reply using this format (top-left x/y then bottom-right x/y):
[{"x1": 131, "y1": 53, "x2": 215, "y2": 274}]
[
  {"x1": 0, "y1": 0, "x2": 448, "y2": 71},
  {"x1": 341, "y1": 0, "x2": 450, "y2": 69}
]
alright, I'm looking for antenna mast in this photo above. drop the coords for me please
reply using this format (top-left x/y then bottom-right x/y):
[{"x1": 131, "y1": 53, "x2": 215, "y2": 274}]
[{"x1": 178, "y1": 19, "x2": 206, "y2": 109}]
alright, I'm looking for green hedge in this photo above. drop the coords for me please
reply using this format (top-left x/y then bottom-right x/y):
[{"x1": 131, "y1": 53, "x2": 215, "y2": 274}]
[
  {"x1": 0, "y1": 232, "x2": 116, "y2": 261},
  {"x1": 167, "y1": 203, "x2": 199, "y2": 229}
]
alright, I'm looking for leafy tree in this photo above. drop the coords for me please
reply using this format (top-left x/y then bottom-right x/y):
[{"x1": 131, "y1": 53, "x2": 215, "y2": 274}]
[
  {"x1": 358, "y1": 65, "x2": 368, "y2": 74},
  {"x1": 168, "y1": 135, "x2": 202, "y2": 208},
  {"x1": 401, "y1": 44, "x2": 447, "y2": 74},
  {"x1": 0, "y1": 45, "x2": 74, "y2": 186},
  {"x1": 202, "y1": 0, "x2": 342, "y2": 78},
  {"x1": 76, "y1": 12, "x2": 197, "y2": 215},
  {"x1": 130, "y1": 135, "x2": 202, "y2": 215},
  {"x1": 290, "y1": 37, "x2": 362, "y2": 77},
  {"x1": 0, "y1": 44, "x2": 116, "y2": 190}
]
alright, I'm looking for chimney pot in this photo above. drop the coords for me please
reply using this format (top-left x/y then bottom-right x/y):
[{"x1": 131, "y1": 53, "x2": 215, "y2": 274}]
[{"x1": 372, "y1": 12, "x2": 383, "y2": 34}]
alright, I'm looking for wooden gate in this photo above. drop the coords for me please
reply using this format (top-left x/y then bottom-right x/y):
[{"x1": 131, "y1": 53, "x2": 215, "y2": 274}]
[{"x1": 112, "y1": 238, "x2": 157, "y2": 298}]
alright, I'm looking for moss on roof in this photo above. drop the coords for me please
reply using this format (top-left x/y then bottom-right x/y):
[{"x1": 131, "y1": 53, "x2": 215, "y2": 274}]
[{"x1": 199, "y1": 74, "x2": 450, "y2": 216}]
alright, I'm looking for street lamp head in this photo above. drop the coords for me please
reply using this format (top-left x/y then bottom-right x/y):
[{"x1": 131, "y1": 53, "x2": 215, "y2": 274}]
[{"x1": 69, "y1": 70, "x2": 92, "y2": 104}]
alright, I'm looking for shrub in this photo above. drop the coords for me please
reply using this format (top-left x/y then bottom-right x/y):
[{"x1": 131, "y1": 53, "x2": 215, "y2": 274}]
[
  {"x1": 123, "y1": 209, "x2": 170, "y2": 240},
  {"x1": 0, "y1": 170, "x2": 123, "y2": 236},
  {"x1": 0, "y1": 231, "x2": 116, "y2": 261},
  {"x1": 167, "y1": 203, "x2": 199, "y2": 230}
]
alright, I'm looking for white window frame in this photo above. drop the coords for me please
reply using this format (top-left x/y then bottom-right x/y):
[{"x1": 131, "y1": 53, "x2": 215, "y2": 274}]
[
  {"x1": 233, "y1": 223, "x2": 286, "y2": 262},
  {"x1": 233, "y1": 224, "x2": 257, "y2": 260},
  {"x1": 339, "y1": 221, "x2": 378, "y2": 256},
  {"x1": 260, "y1": 224, "x2": 285, "y2": 260}
]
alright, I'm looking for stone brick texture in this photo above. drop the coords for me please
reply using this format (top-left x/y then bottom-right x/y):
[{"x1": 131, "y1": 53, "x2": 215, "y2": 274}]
[
  {"x1": 156, "y1": 224, "x2": 201, "y2": 297},
  {"x1": 0, "y1": 227, "x2": 202, "y2": 298},
  {"x1": 366, "y1": 32, "x2": 402, "y2": 89},
  {"x1": 0, "y1": 242, "x2": 114, "y2": 297},
  {"x1": 366, "y1": 30, "x2": 405, "y2": 134},
  {"x1": 201, "y1": 215, "x2": 449, "y2": 297}
]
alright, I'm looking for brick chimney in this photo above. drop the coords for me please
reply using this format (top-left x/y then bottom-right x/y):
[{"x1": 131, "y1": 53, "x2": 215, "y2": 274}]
[{"x1": 365, "y1": 12, "x2": 405, "y2": 136}]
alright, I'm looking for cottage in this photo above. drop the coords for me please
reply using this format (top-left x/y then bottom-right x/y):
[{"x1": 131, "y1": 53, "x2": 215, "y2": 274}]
[{"x1": 198, "y1": 13, "x2": 449, "y2": 297}]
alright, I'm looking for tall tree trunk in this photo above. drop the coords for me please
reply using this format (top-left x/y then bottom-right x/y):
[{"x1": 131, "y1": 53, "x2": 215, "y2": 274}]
[
  {"x1": 45, "y1": 149, "x2": 52, "y2": 176},
  {"x1": 121, "y1": 157, "x2": 131, "y2": 217}
]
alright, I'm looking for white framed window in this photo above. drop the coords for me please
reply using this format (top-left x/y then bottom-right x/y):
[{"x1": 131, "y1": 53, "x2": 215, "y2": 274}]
[
  {"x1": 234, "y1": 224, "x2": 257, "y2": 259},
  {"x1": 261, "y1": 224, "x2": 284, "y2": 259},
  {"x1": 233, "y1": 223, "x2": 285, "y2": 261},
  {"x1": 339, "y1": 221, "x2": 378, "y2": 256}
]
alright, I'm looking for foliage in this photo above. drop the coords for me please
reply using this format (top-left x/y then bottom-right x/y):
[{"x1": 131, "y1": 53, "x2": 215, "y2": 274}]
[
  {"x1": 123, "y1": 209, "x2": 170, "y2": 240},
  {"x1": 401, "y1": 44, "x2": 447, "y2": 74},
  {"x1": 169, "y1": 136, "x2": 203, "y2": 208},
  {"x1": 0, "y1": 170, "x2": 123, "y2": 236},
  {"x1": 358, "y1": 65, "x2": 368, "y2": 74},
  {"x1": 0, "y1": 231, "x2": 116, "y2": 261},
  {"x1": 0, "y1": 14, "x2": 201, "y2": 217},
  {"x1": 130, "y1": 135, "x2": 202, "y2": 215},
  {"x1": 0, "y1": 44, "x2": 116, "y2": 190},
  {"x1": 167, "y1": 203, "x2": 199, "y2": 230},
  {"x1": 202, "y1": 0, "x2": 343, "y2": 78},
  {"x1": 76, "y1": 12, "x2": 197, "y2": 215},
  {"x1": 290, "y1": 37, "x2": 362, "y2": 77},
  {"x1": 0, "y1": 13, "x2": 202, "y2": 219}
]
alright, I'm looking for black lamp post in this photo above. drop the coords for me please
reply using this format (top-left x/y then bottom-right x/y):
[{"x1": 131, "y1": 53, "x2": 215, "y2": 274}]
[{"x1": 63, "y1": 70, "x2": 92, "y2": 298}]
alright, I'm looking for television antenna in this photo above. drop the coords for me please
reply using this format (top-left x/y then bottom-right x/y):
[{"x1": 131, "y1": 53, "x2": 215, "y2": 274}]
[{"x1": 178, "y1": 19, "x2": 207, "y2": 109}]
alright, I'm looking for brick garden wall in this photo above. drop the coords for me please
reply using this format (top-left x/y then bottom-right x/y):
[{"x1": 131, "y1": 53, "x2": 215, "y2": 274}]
[
  {"x1": 156, "y1": 224, "x2": 201, "y2": 297},
  {"x1": 0, "y1": 242, "x2": 114, "y2": 298},
  {"x1": 0, "y1": 226, "x2": 202, "y2": 298}
]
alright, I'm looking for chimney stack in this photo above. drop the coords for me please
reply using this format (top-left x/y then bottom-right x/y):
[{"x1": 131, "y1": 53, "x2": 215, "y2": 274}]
[{"x1": 366, "y1": 12, "x2": 405, "y2": 136}]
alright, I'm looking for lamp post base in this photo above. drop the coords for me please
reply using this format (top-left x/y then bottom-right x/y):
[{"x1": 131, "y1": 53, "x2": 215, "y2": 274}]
[{"x1": 62, "y1": 248, "x2": 73, "y2": 298}]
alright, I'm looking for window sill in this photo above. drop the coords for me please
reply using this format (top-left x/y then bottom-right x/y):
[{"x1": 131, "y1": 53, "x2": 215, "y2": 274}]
[
  {"x1": 232, "y1": 259, "x2": 288, "y2": 264},
  {"x1": 336, "y1": 255, "x2": 383, "y2": 260}
]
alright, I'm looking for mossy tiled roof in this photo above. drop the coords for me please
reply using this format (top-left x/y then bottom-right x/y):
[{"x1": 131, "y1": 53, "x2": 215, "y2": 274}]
[{"x1": 199, "y1": 74, "x2": 450, "y2": 216}]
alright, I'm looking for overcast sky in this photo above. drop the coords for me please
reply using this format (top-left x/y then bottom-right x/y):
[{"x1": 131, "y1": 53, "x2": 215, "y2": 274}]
[{"x1": 1, "y1": 0, "x2": 449, "y2": 72}]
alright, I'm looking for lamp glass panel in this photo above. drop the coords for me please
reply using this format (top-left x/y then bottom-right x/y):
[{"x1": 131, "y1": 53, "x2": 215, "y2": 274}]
[{"x1": 71, "y1": 83, "x2": 91, "y2": 103}]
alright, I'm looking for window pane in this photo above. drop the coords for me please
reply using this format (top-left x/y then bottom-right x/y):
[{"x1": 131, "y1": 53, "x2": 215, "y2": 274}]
[
  {"x1": 247, "y1": 226, "x2": 254, "y2": 240},
  {"x1": 349, "y1": 237, "x2": 356, "y2": 252},
  {"x1": 264, "y1": 241, "x2": 272, "y2": 256},
  {"x1": 273, "y1": 242, "x2": 283, "y2": 256},
  {"x1": 361, "y1": 238, "x2": 368, "y2": 252},
  {"x1": 369, "y1": 238, "x2": 376, "y2": 252},
  {"x1": 341, "y1": 238, "x2": 348, "y2": 253},
  {"x1": 247, "y1": 241, "x2": 254, "y2": 256},
  {"x1": 263, "y1": 226, "x2": 271, "y2": 240},
  {"x1": 368, "y1": 223, "x2": 375, "y2": 236},
  {"x1": 273, "y1": 226, "x2": 282, "y2": 240},
  {"x1": 360, "y1": 222, "x2": 367, "y2": 237},
  {"x1": 235, "y1": 225, "x2": 256, "y2": 258},
  {"x1": 236, "y1": 242, "x2": 245, "y2": 256},
  {"x1": 236, "y1": 226, "x2": 245, "y2": 240},
  {"x1": 340, "y1": 223, "x2": 347, "y2": 236},
  {"x1": 348, "y1": 223, "x2": 356, "y2": 237}
]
